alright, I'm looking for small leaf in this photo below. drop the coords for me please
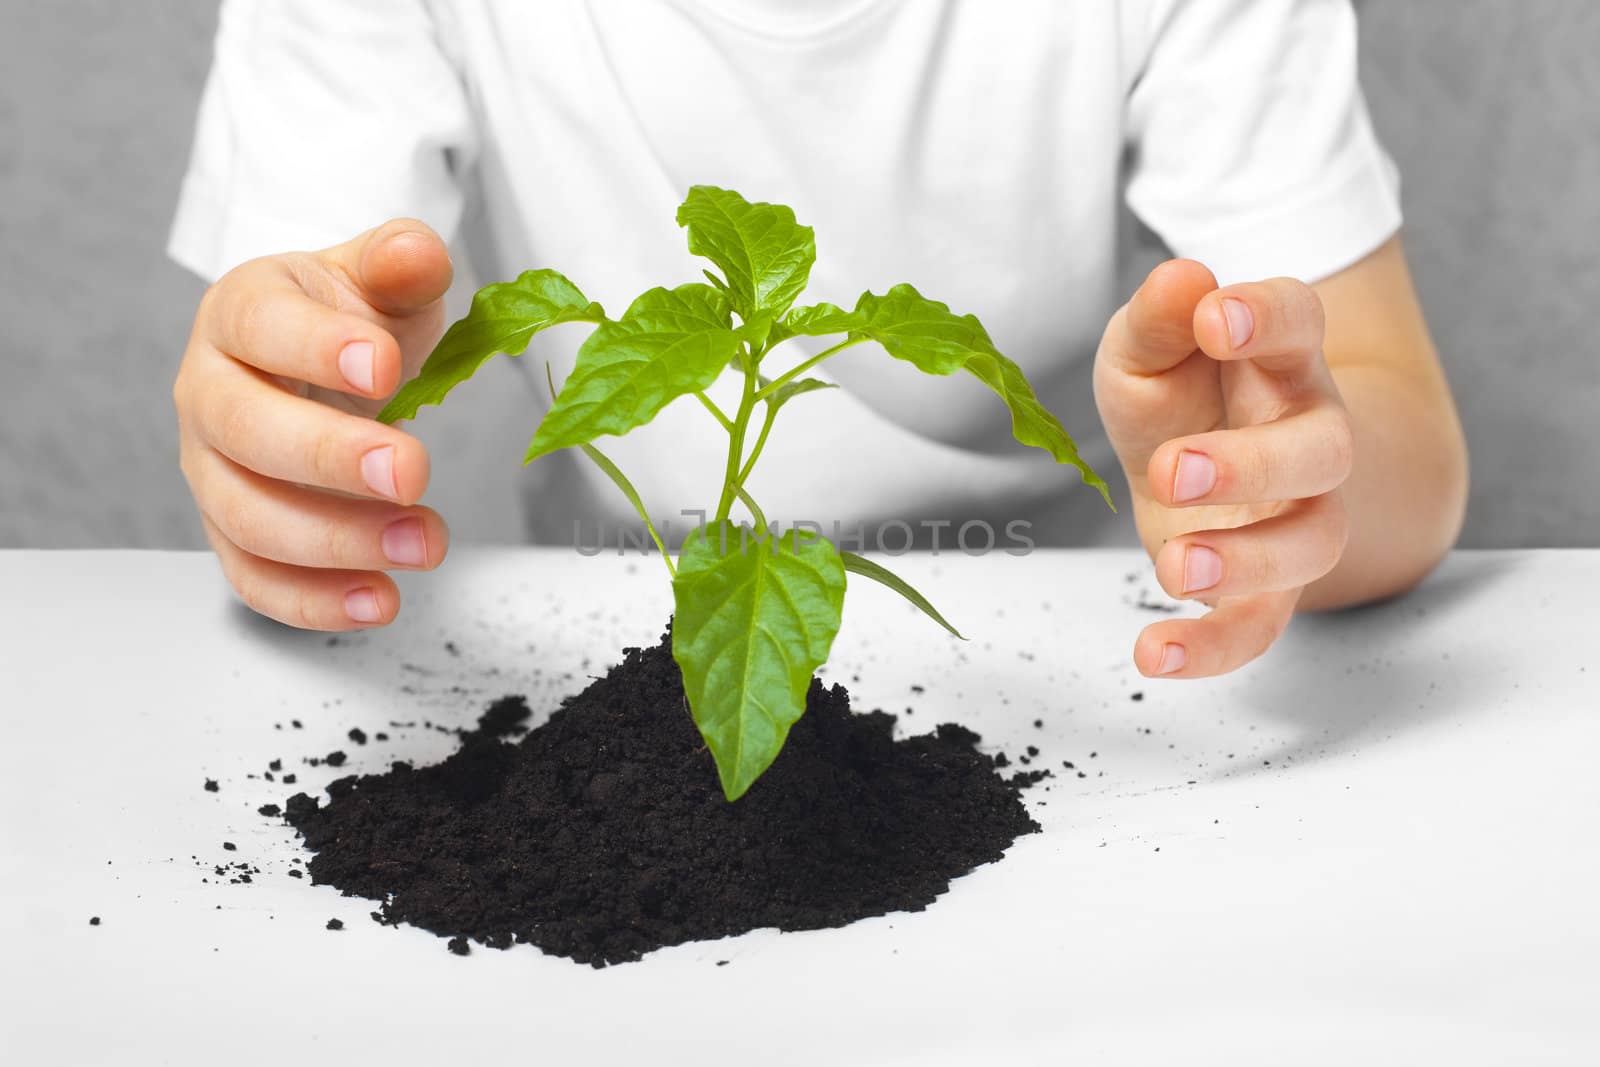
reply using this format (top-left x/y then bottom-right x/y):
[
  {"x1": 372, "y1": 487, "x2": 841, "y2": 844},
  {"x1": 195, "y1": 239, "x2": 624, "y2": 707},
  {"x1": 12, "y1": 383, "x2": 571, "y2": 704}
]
[
  {"x1": 772, "y1": 301, "x2": 860, "y2": 344},
  {"x1": 672, "y1": 522, "x2": 846, "y2": 801},
  {"x1": 526, "y1": 283, "x2": 739, "y2": 461},
  {"x1": 736, "y1": 309, "x2": 776, "y2": 351},
  {"x1": 578, "y1": 442, "x2": 673, "y2": 569},
  {"x1": 765, "y1": 377, "x2": 837, "y2": 411},
  {"x1": 840, "y1": 551, "x2": 964, "y2": 639},
  {"x1": 849, "y1": 284, "x2": 1111, "y2": 506},
  {"x1": 377, "y1": 270, "x2": 603, "y2": 424},
  {"x1": 676, "y1": 186, "x2": 816, "y2": 320}
]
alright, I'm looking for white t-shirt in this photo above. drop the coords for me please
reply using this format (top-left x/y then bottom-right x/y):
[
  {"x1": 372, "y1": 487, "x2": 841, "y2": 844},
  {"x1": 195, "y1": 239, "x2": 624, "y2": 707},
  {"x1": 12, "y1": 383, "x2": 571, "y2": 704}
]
[{"x1": 169, "y1": 0, "x2": 1401, "y2": 546}]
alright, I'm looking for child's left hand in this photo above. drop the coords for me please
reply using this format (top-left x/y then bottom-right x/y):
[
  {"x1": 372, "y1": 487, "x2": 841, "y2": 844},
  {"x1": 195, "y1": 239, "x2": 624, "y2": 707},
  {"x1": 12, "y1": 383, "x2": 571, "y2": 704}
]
[{"x1": 1094, "y1": 260, "x2": 1354, "y2": 679}]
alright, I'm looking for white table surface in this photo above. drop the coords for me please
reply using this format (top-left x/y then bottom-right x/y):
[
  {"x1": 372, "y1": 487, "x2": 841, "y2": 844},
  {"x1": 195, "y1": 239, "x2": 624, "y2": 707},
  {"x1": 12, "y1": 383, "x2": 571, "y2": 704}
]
[{"x1": 1, "y1": 548, "x2": 1596, "y2": 1066}]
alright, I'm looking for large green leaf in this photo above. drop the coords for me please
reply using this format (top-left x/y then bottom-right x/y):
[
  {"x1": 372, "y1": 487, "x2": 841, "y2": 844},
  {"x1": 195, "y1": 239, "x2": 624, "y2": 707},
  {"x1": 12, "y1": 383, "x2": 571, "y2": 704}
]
[
  {"x1": 850, "y1": 284, "x2": 1111, "y2": 505},
  {"x1": 377, "y1": 269, "x2": 603, "y2": 424},
  {"x1": 676, "y1": 186, "x2": 815, "y2": 321},
  {"x1": 525, "y1": 283, "x2": 739, "y2": 462},
  {"x1": 671, "y1": 521, "x2": 846, "y2": 801}
]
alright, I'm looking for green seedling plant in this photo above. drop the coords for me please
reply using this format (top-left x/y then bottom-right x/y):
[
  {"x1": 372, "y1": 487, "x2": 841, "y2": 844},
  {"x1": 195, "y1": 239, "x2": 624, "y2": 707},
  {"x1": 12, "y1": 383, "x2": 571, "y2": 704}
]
[{"x1": 379, "y1": 186, "x2": 1109, "y2": 800}]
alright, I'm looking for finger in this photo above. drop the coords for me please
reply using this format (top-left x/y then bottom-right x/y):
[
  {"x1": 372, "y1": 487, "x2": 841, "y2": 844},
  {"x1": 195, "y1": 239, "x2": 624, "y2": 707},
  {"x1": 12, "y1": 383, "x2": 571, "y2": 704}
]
[
  {"x1": 183, "y1": 354, "x2": 431, "y2": 503},
  {"x1": 1094, "y1": 260, "x2": 1225, "y2": 468},
  {"x1": 204, "y1": 261, "x2": 404, "y2": 399},
  {"x1": 1147, "y1": 402, "x2": 1355, "y2": 507},
  {"x1": 186, "y1": 445, "x2": 448, "y2": 571},
  {"x1": 1192, "y1": 277, "x2": 1326, "y2": 373},
  {"x1": 320, "y1": 218, "x2": 454, "y2": 317},
  {"x1": 199, "y1": 513, "x2": 401, "y2": 631},
  {"x1": 1100, "y1": 259, "x2": 1219, "y2": 377},
  {"x1": 1153, "y1": 493, "x2": 1349, "y2": 599},
  {"x1": 1133, "y1": 589, "x2": 1299, "y2": 679}
]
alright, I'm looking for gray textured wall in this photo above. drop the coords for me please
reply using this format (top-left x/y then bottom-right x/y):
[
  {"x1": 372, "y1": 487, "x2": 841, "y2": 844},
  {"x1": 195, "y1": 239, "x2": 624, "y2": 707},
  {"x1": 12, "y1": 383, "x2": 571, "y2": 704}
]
[{"x1": 2, "y1": 1, "x2": 1597, "y2": 549}]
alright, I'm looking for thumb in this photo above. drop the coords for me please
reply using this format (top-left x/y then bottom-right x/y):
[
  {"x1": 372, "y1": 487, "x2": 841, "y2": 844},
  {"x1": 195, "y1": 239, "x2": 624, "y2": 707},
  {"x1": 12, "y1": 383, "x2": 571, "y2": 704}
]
[
  {"x1": 1094, "y1": 258, "x2": 1224, "y2": 474},
  {"x1": 1103, "y1": 259, "x2": 1218, "y2": 376},
  {"x1": 322, "y1": 218, "x2": 454, "y2": 317}
]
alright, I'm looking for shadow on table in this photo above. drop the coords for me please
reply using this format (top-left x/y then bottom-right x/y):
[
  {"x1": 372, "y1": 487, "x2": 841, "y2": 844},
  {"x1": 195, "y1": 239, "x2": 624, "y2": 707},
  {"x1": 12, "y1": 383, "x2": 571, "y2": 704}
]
[
  {"x1": 216, "y1": 572, "x2": 631, "y2": 733},
  {"x1": 218, "y1": 591, "x2": 521, "y2": 730},
  {"x1": 1204, "y1": 552, "x2": 1523, "y2": 781}
]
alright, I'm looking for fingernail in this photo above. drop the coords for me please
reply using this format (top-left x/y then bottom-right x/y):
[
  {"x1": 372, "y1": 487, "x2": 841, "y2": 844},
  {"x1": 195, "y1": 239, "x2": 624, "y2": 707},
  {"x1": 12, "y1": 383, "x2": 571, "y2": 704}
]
[
  {"x1": 381, "y1": 517, "x2": 428, "y2": 567},
  {"x1": 1157, "y1": 642, "x2": 1187, "y2": 675},
  {"x1": 345, "y1": 587, "x2": 382, "y2": 624},
  {"x1": 1222, "y1": 299, "x2": 1253, "y2": 350},
  {"x1": 360, "y1": 446, "x2": 399, "y2": 501},
  {"x1": 338, "y1": 340, "x2": 377, "y2": 394},
  {"x1": 1172, "y1": 450, "x2": 1217, "y2": 503},
  {"x1": 1182, "y1": 544, "x2": 1223, "y2": 594}
]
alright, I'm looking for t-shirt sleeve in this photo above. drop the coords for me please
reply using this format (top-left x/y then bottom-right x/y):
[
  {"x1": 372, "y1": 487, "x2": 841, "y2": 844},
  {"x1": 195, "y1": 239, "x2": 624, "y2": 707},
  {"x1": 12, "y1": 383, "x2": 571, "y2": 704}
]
[
  {"x1": 1123, "y1": 0, "x2": 1401, "y2": 286},
  {"x1": 168, "y1": 0, "x2": 475, "y2": 282}
]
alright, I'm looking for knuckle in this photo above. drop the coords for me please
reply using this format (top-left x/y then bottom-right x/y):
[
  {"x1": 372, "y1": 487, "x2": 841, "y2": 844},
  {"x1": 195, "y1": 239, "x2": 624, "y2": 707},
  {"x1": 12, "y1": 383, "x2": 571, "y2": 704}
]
[
  {"x1": 322, "y1": 514, "x2": 358, "y2": 568},
  {"x1": 310, "y1": 430, "x2": 347, "y2": 489},
  {"x1": 1324, "y1": 410, "x2": 1356, "y2": 479},
  {"x1": 1261, "y1": 278, "x2": 1323, "y2": 343},
  {"x1": 1256, "y1": 612, "x2": 1288, "y2": 655},
  {"x1": 213, "y1": 391, "x2": 254, "y2": 454},
  {"x1": 1241, "y1": 536, "x2": 1276, "y2": 589},
  {"x1": 197, "y1": 276, "x2": 229, "y2": 324},
  {"x1": 218, "y1": 491, "x2": 258, "y2": 550},
  {"x1": 1241, "y1": 443, "x2": 1276, "y2": 500},
  {"x1": 1302, "y1": 288, "x2": 1328, "y2": 338},
  {"x1": 1323, "y1": 495, "x2": 1352, "y2": 559},
  {"x1": 177, "y1": 444, "x2": 199, "y2": 489},
  {"x1": 231, "y1": 289, "x2": 270, "y2": 361},
  {"x1": 233, "y1": 571, "x2": 269, "y2": 617},
  {"x1": 289, "y1": 584, "x2": 321, "y2": 630}
]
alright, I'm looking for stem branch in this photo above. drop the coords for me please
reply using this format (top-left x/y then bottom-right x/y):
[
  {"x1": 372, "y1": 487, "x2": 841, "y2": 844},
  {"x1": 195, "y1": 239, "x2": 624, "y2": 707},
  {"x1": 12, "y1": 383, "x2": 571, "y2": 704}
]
[
  {"x1": 754, "y1": 336, "x2": 862, "y2": 401},
  {"x1": 714, "y1": 352, "x2": 760, "y2": 524}
]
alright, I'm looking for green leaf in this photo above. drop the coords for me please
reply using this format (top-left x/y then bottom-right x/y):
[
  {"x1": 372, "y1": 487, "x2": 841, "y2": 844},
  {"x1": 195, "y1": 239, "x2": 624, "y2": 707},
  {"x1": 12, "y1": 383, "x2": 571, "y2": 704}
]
[
  {"x1": 578, "y1": 442, "x2": 673, "y2": 571},
  {"x1": 671, "y1": 521, "x2": 846, "y2": 801},
  {"x1": 542, "y1": 361, "x2": 674, "y2": 574},
  {"x1": 525, "y1": 283, "x2": 739, "y2": 461},
  {"x1": 377, "y1": 269, "x2": 603, "y2": 424},
  {"x1": 676, "y1": 186, "x2": 816, "y2": 320},
  {"x1": 849, "y1": 284, "x2": 1112, "y2": 506},
  {"x1": 736, "y1": 309, "x2": 776, "y2": 351},
  {"x1": 839, "y1": 551, "x2": 964, "y2": 639},
  {"x1": 765, "y1": 376, "x2": 837, "y2": 410},
  {"x1": 773, "y1": 301, "x2": 860, "y2": 344}
]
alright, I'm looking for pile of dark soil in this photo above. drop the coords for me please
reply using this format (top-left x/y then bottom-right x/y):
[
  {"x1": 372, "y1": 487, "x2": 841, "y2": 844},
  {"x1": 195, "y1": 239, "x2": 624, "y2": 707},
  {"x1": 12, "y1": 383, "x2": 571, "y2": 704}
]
[{"x1": 283, "y1": 632, "x2": 1038, "y2": 966}]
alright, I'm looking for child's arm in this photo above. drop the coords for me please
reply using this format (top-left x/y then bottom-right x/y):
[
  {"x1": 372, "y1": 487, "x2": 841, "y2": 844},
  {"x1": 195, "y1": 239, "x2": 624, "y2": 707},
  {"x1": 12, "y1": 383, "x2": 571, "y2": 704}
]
[{"x1": 1094, "y1": 235, "x2": 1468, "y2": 679}]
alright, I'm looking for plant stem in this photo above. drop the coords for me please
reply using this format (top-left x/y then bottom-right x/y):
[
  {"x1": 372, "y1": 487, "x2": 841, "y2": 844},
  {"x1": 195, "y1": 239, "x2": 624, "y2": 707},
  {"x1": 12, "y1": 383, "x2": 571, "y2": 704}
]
[
  {"x1": 735, "y1": 487, "x2": 769, "y2": 532},
  {"x1": 754, "y1": 336, "x2": 862, "y2": 400},
  {"x1": 735, "y1": 402, "x2": 779, "y2": 489},
  {"x1": 714, "y1": 352, "x2": 760, "y2": 524},
  {"x1": 694, "y1": 391, "x2": 732, "y2": 431}
]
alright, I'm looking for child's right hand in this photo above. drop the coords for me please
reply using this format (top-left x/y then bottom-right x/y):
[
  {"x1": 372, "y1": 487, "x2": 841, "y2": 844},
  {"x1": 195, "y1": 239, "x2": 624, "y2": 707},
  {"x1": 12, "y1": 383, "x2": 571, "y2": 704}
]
[{"x1": 173, "y1": 220, "x2": 454, "y2": 630}]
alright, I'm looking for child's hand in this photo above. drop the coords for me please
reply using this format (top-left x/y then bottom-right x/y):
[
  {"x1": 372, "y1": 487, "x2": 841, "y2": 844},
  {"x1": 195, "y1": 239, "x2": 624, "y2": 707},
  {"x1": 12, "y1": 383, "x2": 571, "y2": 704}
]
[
  {"x1": 172, "y1": 220, "x2": 454, "y2": 630},
  {"x1": 1094, "y1": 260, "x2": 1354, "y2": 678}
]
